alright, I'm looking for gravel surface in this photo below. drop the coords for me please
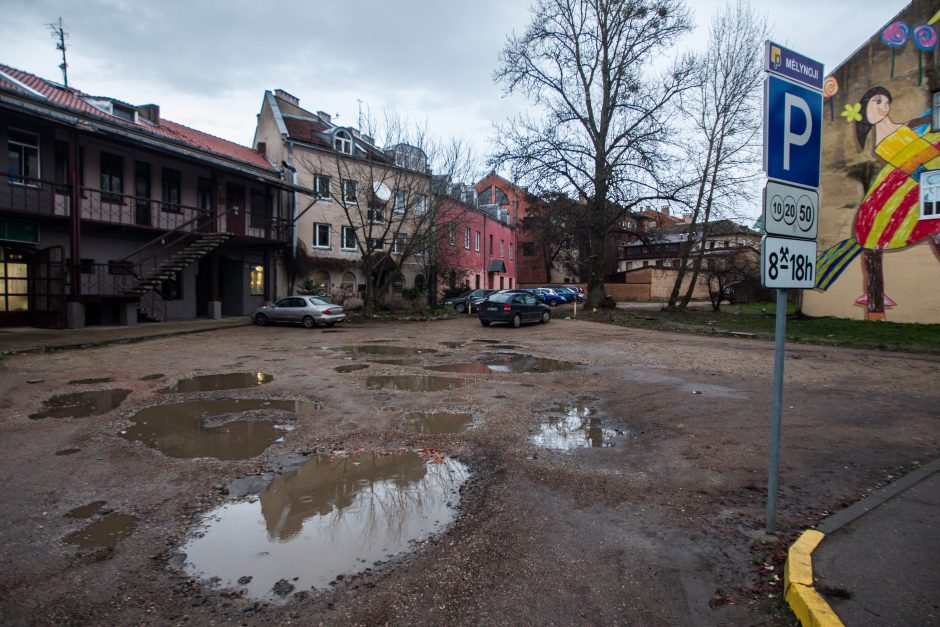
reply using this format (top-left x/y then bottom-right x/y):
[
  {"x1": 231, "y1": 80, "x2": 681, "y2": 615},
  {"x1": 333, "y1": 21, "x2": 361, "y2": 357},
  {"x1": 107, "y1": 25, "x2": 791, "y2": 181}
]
[{"x1": 0, "y1": 316, "x2": 936, "y2": 625}]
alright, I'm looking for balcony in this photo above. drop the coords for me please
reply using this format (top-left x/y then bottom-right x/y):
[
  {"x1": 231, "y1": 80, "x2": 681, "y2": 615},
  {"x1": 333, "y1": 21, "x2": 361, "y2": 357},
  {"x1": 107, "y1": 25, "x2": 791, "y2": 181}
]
[{"x1": 0, "y1": 172, "x2": 290, "y2": 243}]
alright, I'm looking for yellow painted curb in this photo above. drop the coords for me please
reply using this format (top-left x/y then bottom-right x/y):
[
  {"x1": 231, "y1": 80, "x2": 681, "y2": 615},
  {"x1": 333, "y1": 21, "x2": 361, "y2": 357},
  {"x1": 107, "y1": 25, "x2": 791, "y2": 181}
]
[{"x1": 784, "y1": 530, "x2": 845, "y2": 627}]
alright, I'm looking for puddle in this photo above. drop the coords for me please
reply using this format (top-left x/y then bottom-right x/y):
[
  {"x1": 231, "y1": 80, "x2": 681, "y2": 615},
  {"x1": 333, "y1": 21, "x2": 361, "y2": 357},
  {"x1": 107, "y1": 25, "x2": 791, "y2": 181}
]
[
  {"x1": 472, "y1": 339, "x2": 502, "y2": 344},
  {"x1": 182, "y1": 451, "x2": 468, "y2": 600},
  {"x1": 399, "y1": 412, "x2": 474, "y2": 435},
  {"x1": 65, "y1": 501, "x2": 107, "y2": 519},
  {"x1": 161, "y1": 372, "x2": 273, "y2": 393},
  {"x1": 63, "y1": 513, "x2": 137, "y2": 549},
  {"x1": 334, "y1": 364, "x2": 370, "y2": 373},
  {"x1": 330, "y1": 345, "x2": 438, "y2": 357},
  {"x1": 68, "y1": 377, "x2": 114, "y2": 385},
  {"x1": 483, "y1": 344, "x2": 521, "y2": 350},
  {"x1": 55, "y1": 448, "x2": 81, "y2": 456},
  {"x1": 29, "y1": 389, "x2": 131, "y2": 419},
  {"x1": 440, "y1": 342, "x2": 465, "y2": 349},
  {"x1": 429, "y1": 353, "x2": 574, "y2": 374},
  {"x1": 532, "y1": 399, "x2": 620, "y2": 450},
  {"x1": 364, "y1": 376, "x2": 471, "y2": 392},
  {"x1": 122, "y1": 399, "x2": 320, "y2": 460}
]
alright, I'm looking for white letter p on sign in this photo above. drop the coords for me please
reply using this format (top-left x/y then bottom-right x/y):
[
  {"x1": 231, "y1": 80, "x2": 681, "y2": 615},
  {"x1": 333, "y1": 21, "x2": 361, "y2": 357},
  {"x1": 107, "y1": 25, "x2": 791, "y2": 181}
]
[{"x1": 783, "y1": 93, "x2": 811, "y2": 171}]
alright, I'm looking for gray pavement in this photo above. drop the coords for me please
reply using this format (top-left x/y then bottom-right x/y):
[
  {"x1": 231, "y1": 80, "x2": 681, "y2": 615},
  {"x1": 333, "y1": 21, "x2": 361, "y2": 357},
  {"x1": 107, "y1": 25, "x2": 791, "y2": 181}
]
[
  {"x1": 813, "y1": 458, "x2": 940, "y2": 626},
  {"x1": 0, "y1": 317, "x2": 251, "y2": 356}
]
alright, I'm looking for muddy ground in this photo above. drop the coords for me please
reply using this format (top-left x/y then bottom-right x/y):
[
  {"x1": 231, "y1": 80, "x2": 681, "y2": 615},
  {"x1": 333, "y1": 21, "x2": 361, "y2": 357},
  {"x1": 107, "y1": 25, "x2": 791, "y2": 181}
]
[{"x1": 0, "y1": 316, "x2": 936, "y2": 625}]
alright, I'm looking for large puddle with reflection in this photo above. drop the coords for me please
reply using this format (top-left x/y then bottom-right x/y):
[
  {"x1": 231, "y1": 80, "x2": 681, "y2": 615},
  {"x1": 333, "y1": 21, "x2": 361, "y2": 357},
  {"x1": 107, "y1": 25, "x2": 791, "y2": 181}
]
[
  {"x1": 532, "y1": 399, "x2": 621, "y2": 450},
  {"x1": 365, "y1": 376, "x2": 471, "y2": 392},
  {"x1": 430, "y1": 353, "x2": 574, "y2": 374},
  {"x1": 330, "y1": 345, "x2": 438, "y2": 357},
  {"x1": 182, "y1": 451, "x2": 468, "y2": 600},
  {"x1": 122, "y1": 399, "x2": 320, "y2": 459},
  {"x1": 30, "y1": 389, "x2": 131, "y2": 419},
  {"x1": 161, "y1": 372, "x2": 273, "y2": 393},
  {"x1": 399, "y1": 412, "x2": 474, "y2": 435}
]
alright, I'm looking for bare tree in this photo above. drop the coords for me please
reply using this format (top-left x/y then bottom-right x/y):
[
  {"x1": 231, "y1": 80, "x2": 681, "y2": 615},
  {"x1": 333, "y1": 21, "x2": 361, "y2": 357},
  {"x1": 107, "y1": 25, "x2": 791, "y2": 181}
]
[
  {"x1": 666, "y1": 0, "x2": 766, "y2": 310},
  {"x1": 295, "y1": 113, "x2": 476, "y2": 317},
  {"x1": 703, "y1": 243, "x2": 761, "y2": 311},
  {"x1": 521, "y1": 191, "x2": 583, "y2": 283},
  {"x1": 492, "y1": 0, "x2": 696, "y2": 308}
]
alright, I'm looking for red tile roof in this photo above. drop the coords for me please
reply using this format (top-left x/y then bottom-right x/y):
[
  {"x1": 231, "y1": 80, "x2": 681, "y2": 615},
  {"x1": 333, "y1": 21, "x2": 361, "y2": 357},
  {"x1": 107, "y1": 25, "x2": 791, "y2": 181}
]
[
  {"x1": 282, "y1": 116, "x2": 331, "y2": 148},
  {"x1": 0, "y1": 63, "x2": 275, "y2": 173}
]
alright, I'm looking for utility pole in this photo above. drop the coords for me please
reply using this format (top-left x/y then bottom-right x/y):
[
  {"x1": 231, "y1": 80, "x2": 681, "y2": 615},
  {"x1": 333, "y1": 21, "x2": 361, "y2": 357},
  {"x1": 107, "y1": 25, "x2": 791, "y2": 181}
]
[{"x1": 48, "y1": 17, "x2": 69, "y2": 89}]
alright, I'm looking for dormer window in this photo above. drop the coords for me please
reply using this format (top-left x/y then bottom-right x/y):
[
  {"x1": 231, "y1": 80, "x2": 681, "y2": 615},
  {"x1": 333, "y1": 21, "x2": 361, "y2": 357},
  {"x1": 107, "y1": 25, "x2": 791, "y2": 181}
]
[{"x1": 334, "y1": 130, "x2": 352, "y2": 155}]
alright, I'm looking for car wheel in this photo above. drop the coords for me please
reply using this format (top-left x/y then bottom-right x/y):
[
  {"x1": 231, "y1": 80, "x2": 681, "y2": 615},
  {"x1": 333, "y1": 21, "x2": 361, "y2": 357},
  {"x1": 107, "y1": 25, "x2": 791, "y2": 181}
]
[
  {"x1": 540, "y1": 311, "x2": 550, "y2": 324},
  {"x1": 512, "y1": 314, "x2": 521, "y2": 328},
  {"x1": 480, "y1": 319, "x2": 491, "y2": 327},
  {"x1": 255, "y1": 313, "x2": 268, "y2": 326},
  {"x1": 303, "y1": 315, "x2": 316, "y2": 329},
  {"x1": 456, "y1": 302, "x2": 466, "y2": 313}
]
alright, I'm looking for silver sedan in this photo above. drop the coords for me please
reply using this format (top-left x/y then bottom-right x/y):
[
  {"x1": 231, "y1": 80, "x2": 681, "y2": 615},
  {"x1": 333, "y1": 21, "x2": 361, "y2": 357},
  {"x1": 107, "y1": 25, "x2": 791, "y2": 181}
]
[{"x1": 252, "y1": 296, "x2": 346, "y2": 328}]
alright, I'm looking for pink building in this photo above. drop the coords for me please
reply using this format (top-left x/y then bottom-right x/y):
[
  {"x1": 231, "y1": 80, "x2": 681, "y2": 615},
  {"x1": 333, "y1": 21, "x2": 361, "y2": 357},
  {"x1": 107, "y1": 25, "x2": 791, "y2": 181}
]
[{"x1": 437, "y1": 197, "x2": 516, "y2": 293}]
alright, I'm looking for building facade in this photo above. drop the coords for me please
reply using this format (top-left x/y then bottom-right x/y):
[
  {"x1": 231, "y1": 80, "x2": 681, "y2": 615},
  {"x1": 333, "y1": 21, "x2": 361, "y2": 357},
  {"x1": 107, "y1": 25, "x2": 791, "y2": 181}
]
[
  {"x1": 437, "y1": 195, "x2": 516, "y2": 293},
  {"x1": 805, "y1": 0, "x2": 940, "y2": 323},
  {"x1": 0, "y1": 64, "x2": 292, "y2": 328},
  {"x1": 253, "y1": 90, "x2": 432, "y2": 306}
]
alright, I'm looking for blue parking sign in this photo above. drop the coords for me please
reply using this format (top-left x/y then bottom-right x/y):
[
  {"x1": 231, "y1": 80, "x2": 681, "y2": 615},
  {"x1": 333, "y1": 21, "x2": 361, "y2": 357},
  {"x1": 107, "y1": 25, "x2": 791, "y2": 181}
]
[{"x1": 764, "y1": 75, "x2": 822, "y2": 189}]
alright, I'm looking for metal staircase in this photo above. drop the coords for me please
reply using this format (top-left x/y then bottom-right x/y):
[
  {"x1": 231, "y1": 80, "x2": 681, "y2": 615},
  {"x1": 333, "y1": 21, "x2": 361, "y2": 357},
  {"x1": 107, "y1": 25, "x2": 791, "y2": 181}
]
[{"x1": 121, "y1": 232, "x2": 230, "y2": 296}]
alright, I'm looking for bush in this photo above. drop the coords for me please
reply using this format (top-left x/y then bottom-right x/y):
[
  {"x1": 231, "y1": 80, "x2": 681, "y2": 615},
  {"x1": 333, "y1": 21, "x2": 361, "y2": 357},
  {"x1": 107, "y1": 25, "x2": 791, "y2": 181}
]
[{"x1": 401, "y1": 287, "x2": 422, "y2": 302}]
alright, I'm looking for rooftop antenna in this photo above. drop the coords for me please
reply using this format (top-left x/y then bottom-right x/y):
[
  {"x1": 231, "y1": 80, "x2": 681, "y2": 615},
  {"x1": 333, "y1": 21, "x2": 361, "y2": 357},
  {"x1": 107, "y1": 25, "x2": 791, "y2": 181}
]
[
  {"x1": 357, "y1": 98, "x2": 363, "y2": 129},
  {"x1": 47, "y1": 17, "x2": 69, "y2": 89}
]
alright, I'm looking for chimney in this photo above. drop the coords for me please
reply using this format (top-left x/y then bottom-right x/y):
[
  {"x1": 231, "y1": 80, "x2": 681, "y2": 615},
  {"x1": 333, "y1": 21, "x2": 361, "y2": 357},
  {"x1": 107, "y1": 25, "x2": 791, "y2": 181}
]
[
  {"x1": 316, "y1": 110, "x2": 331, "y2": 124},
  {"x1": 138, "y1": 104, "x2": 160, "y2": 123},
  {"x1": 257, "y1": 142, "x2": 266, "y2": 157},
  {"x1": 274, "y1": 89, "x2": 300, "y2": 106}
]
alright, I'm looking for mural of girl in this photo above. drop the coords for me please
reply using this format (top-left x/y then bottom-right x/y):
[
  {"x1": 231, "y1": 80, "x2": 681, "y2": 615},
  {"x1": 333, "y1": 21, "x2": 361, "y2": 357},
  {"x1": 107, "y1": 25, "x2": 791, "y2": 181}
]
[{"x1": 815, "y1": 85, "x2": 940, "y2": 320}]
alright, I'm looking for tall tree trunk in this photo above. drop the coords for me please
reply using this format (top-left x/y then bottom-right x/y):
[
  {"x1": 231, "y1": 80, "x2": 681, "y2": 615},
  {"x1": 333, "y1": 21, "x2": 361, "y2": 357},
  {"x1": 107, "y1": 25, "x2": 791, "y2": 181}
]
[{"x1": 864, "y1": 249, "x2": 885, "y2": 321}]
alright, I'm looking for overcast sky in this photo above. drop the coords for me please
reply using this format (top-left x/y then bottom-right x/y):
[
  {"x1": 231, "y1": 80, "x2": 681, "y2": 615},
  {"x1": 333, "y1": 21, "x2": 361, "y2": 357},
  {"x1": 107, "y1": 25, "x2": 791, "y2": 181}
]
[{"x1": 2, "y1": 0, "x2": 907, "y2": 174}]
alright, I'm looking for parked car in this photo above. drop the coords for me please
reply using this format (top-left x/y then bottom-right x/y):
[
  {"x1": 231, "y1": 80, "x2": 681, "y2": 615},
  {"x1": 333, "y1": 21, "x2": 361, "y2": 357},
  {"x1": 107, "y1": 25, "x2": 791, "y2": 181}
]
[
  {"x1": 555, "y1": 286, "x2": 585, "y2": 303},
  {"x1": 542, "y1": 286, "x2": 573, "y2": 303},
  {"x1": 253, "y1": 296, "x2": 346, "y2": 328},
  {"x1": 442, "y1": 289, "x2": 496, "y2": 313},
  {"x1": 498, "y1": 288, "x2": 548, "y2": 304},
  {"x1": 531, "y1": 287, "x2": 566, "y2": 306},
  {"x1": 478, "y1": 291, "x2": 551, "y2": 328}
]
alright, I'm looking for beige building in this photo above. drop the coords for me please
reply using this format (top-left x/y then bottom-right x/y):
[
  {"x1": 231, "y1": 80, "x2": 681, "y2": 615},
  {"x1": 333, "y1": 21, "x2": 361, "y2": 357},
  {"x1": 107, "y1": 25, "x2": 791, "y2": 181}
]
[
  {"x1": 253, "y1": 90, "x2": 433, "y2": 306},
  {"x1": 805, "y1": 0, "x2": 940, "y2": 323}
]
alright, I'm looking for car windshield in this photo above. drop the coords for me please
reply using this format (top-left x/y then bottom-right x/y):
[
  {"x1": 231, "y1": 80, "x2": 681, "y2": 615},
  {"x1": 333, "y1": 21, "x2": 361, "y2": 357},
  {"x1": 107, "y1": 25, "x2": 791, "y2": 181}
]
[
  {"x1": 488, "y1": 293, "x2": 513, "y2": 303},
  {"x1": 306, "y1": 297, "x2": 329, "y2": 306}
]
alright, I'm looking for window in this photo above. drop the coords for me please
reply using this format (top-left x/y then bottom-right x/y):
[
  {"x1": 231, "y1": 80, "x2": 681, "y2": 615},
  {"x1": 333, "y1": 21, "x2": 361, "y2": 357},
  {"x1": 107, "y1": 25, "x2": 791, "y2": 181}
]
[
  {"x1": 0, "y1": 247, "x2": 28, "y2": 312},
  {"x1": 920, "y1": 171, "x2": 940, "y2": 219},
  {"x1": 522, "y1": 242, "x2": 535, "y2": 256},
  {"x1": 368, "y1": 206, "x2": 385, "y2": 223},
  {"x1": 499, "y1": 277, "x2": 504, "y2": 289},
  {"x1": 341, "y1": 225, "x2": 357, "y2": 250},
  {"x1": 392, "y1": 274, "x2": 405, "y2": 293},
  {"x1": 414, "y1": 274, "x2": 426, "y2": 292},
  {"x1": 500, "y1": 239, "x2": 505, "y2": 258},
  {"x1": 99, "y1": 152, "x2": 124, "y2": 203},
  {"x1": 394, "y1": 190, "x2": 407, "y2": 213},
  {"x1": 342, "y1": 180, "x2": 358, "y2": 202},
  {"x1": 474, "y1": 274, "x2": 480, "y2": 288},
  {"x1": 495, "y1": 188, "x2": 509, "y2": 206},
  {"x1": 250, "y1": 190, "x2": 267, "y2": 229},
  {"x1": 414, "y1": 194, "x2": 427, "y2": 215},
  {"x1": 315, "y1": 174, "x2": 331, "y2": 199},
  {"x1": 475, "y1": 231, "x2": 481, "y2": 251},
  {"x1": 367, "y1": 238, "x2": 385, "y2": 251},
  {"x1": 509, "y1": 243, "x2": 514, "y2": 260},
  {"x1": 464, "y1": 227, "x2": 471, "y2": 249},
  {"x1": 448, "y1": 223, "x2": 456, "y2": 246},
  {"x1": 334, "y1": 129, "x2": 352, "y2": 154},
  {"x1": 489, "y1": 234, "x2": 494, "y2": 256},
  {"x1": 249, "y1": 265, "x2": 264, "y2": 295},
  {"x1": 162, "y1": 167, "x2": 182, "y2": 213},
  {"x1": 509, "y1": 278, "x2": 513, "y2": 288},
  {"x1": 312, "y1": 270, "x2": 329, "y2": 290},
  {"x1": 392, "y1": 233, "x2": 406, "y2": 254},
  {"x1": 314, "y1": 223, "x2": 331, "y2": 248},
  {"x1": 7, "y1": 129, "x2": 39, "y2": 186},
  {"x1": 478, "y1": 186, "x2": 492, "y2": 205},
  {"x1": 341, "y1": 271, "x2": 356, "y2": 292}
]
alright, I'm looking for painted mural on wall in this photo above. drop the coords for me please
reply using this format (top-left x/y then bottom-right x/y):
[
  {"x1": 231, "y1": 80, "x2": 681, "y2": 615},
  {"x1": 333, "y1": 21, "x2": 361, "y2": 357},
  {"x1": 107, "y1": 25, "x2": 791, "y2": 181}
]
[{"x1": 815, "y1": 13, "x2": 940, "y2": 320}]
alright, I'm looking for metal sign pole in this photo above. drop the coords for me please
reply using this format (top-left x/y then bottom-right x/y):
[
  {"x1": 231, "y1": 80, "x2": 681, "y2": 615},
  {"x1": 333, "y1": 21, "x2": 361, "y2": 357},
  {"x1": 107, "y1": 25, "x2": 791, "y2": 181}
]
[{"x1": 765, "y1": 287, "x2": 788, "y2": 534}]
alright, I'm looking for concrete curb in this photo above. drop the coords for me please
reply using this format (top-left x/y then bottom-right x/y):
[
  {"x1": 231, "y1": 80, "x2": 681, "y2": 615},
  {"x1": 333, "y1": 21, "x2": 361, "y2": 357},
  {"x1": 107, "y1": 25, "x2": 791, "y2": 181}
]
[{"x1": 784, "y1": 530, "x2": 844, "y2": 627}]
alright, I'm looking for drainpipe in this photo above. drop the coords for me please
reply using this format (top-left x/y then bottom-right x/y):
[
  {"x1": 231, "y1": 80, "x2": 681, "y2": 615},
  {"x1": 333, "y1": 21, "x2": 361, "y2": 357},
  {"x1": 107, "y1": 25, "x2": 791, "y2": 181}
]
[
  {"x1": 66, "y1": 130, "x2": 83, "y2": 328},
  {"x1": 482, "y1": 211, "x2": 488, "y2": 289},
  {"x1": 283, "y1": 146, "x2": 298, "y2": 255}
]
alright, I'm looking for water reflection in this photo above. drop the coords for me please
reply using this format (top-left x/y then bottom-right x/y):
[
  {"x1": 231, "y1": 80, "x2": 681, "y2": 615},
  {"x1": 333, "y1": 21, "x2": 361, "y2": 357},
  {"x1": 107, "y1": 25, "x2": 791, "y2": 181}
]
[
  {"x1": 183, "y1": 452, "x2": 468, "y2": 600},
  {"x1": 532, "y1": 399, "x2": 618, "y2": 450},
  {"x1": 161, "y1": 372, "x2": 273, "y2": 393},
  {"x1": 63, "y1": 514, "x2": 137, "y2": 549},
  {"x1": 399, "y1": 412, "x2": 474, "y2": 435},
  {"x1": 430, "y1": 353, "x2": 574, "y2": 374}
]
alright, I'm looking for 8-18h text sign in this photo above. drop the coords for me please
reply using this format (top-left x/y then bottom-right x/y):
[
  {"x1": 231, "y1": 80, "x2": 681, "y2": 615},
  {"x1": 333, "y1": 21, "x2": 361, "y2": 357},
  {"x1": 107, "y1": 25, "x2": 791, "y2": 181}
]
[
  {"x1": 761, "y1": 235, "x2": 817, "y2": 289},
  {"x1": 763, "y1": 75, "x2": 823, "y2": 189}
]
